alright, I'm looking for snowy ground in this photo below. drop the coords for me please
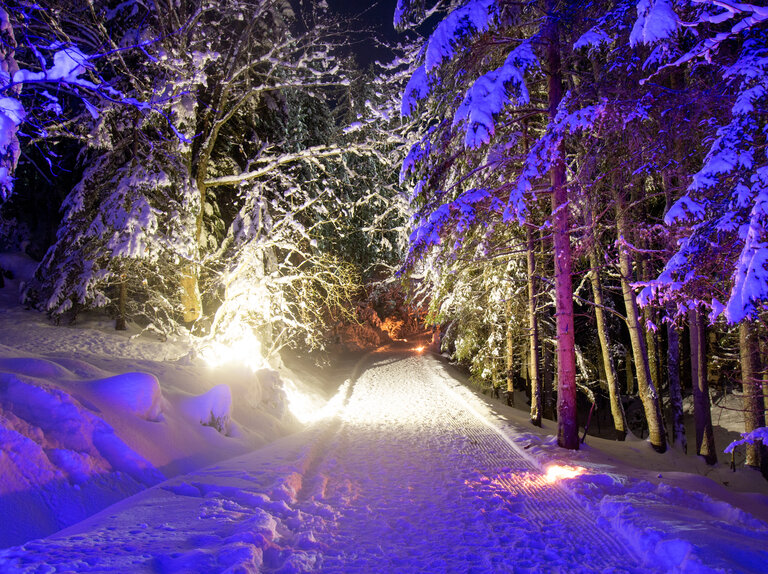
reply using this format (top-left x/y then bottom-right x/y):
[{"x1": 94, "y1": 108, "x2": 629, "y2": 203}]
[
  {"x1": 0, "y1": 252, "x2": 319, "y2": 548},
  {"x1": 2, "y1": 344, "x2": 767, "y2": 573}
]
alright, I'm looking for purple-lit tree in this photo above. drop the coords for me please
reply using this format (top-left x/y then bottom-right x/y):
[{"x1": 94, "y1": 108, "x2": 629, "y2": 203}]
[
  {"x1": 394, "y1": 0, "x2": 669, "y2": 449},
  {"x1": 634, "y1": 0, "x2": 768, "y2": 468}
]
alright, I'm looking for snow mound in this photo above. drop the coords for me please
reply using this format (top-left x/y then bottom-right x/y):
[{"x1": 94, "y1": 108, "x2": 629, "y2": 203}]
[
  {"x1": 180, "y1": 384, "x2": 233, "y2": 434},
  {"x1": 88, "y1": 372, "x2": 163, "y2": 421},
  {"x1": 0, "y1": 373, "x2": 163, "y2": 547},
  {"x1": 0, "y1": 357, "x2": 71, "y2": 379}
]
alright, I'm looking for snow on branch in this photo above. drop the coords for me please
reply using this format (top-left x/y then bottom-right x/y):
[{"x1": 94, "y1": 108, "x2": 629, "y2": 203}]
[
  {"x1": 503, "y1": 95, "x2": 607, "y2": 223},
  {"x1": 425, "y1": 0, "x2": 497, "y2": 72},
  {"x1": 725, "y1": 426, "x2": 768, "y2": 453},
  {"x1": 401, "y1": 64, "x2": 431, "y2": 117},
  {"x1": 630, "y1": 0, "x2": 679, "y2": 47},
  {"x1": 453, "y1": 41, "x2": 538, "y2": 149},
  {"x1": 203, "y1": 145, "x2": 368, "y2": 187}
]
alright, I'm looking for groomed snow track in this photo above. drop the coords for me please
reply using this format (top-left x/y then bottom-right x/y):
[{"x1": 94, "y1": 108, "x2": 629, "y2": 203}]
[{"x1": 289, "y1": 348, "x2": 647, "y2": 573}]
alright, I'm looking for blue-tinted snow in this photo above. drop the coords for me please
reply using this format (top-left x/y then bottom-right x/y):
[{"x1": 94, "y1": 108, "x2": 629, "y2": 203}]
[
  {"x1": 453, "y1": 42, "x2": 537, "y2": 149},
  {"x1": 425, "y1": 0, "x2": 496, "y2": 72},
  {"x1": 630, "y1": 0, "x2": 679, "y2": 47},
  {"x1": 2, "y1": 348, "x2": 767, "y2": 572}
]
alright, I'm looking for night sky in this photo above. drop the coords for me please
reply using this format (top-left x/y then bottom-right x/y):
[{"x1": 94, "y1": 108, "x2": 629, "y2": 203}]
[{"x1": 326, "y1": 0, "x2": 402, "y2": 67}]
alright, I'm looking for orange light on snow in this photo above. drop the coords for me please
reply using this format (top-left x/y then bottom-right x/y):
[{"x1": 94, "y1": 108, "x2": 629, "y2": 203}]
[{"x1": 544, "y1": 464, "x2": 586, "y2": 483}]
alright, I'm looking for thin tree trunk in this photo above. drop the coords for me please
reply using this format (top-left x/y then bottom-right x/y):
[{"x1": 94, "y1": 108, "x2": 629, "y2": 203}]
[
  {"x1": 0, "y1": 9, "x2": 21, "y2": 199},
  {"x1": 643, "y1": 290, "x2": 660, "y2": 395},
  {"x1": 545, "y1": 0, "x2": 577, "y2": 449},
  {"x1": 588, "y1": 245, "x2": 627, "y2": 439},
  {"x1": 689, "y1": 307, "x2": 716, "y2": 464},
  {"x1": 506, "y1": 296, "x2": 516, "y2": 406},
  {"x1": 666, "y1": 309, "x2": 686, "y2": 452},
  {"x1": 528, "y1": 225, "x2": 542, "y2": 427},
  {"x1": 615, "y1": 192, "x2": 667, "y2": 452},
  {"x1": 625, "y1": 351, "x2": 634, "y2": 395},
  {"x1": 116, "y1": 273, "x2": 127, "y2": 331},
  {"x1": 740, "y1": 321, "x2": 766, "y2": 469}
]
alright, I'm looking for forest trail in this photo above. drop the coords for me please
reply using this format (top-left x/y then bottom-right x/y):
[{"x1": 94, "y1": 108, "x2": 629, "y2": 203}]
[
  {"x1": 283, "y1": 347, "x2": 644, "y2": 573},
  {"x1": 4, "y1": 346, "x2": 765, "y2": 573}
]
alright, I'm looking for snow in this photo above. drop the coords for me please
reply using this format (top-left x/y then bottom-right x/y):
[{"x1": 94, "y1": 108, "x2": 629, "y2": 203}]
[
  {"x1": 179, "y1": 384, "x2": 234, "y2": 433},
  {"x1": 87, "y1": 372, "x2": 163, "y2": 421},
  {"x1": 630, "y1": 0, "x2": 679, "y2": 47},
  {"x1": 400, "y1": 64, "x2": 430, "y2": 117},
  {"x1": 0, "y1": 251, "x2": 310, "y2": 548},
  {"x1": 727, "y1": 426, "x2": 768, "y2": 454},
  {"x1": 13, "y1": 47, "x2": 92, "y2": 85},
  {"x1": 453, "y1": 42, "x2": 537, "y2": 148},
  {"x1": 574, "y1": 27, "x2": 612, "y2": 51},
  {"x1": 425, "y1": 0, "x2": 497, "y2": 72},
  {"x1": 0, "y1": 254, "x2": 766, "y2": 571},
  {"x1": 0, "y1": 329, "x2": 766, "y2": 571}
]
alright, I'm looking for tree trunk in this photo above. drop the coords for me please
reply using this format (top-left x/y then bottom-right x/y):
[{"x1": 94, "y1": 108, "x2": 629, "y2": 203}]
[
  {"x1": 505, "y1": 296, "x2": 515, "y2": 406},
  {"x1": 666, "y1": 309, "x2": 686, "y2": 452},
  {"x1": 625, "y1": 351, "x2": 634, "y2": 395},
  {"x1": 116, "y1": 273, "x2": 127, "y2": 331},
  {"x1": 740, "y1": 321, "x2": 766, "y2": 469},
  {"x1": 588, "y1": 246, "x2": 627, "y2": 439},
  {"x1": 0, "y1": 9, "x2": 21, "y2": 200},
  {"x1": 180, "y1": 265, "x2": 203, "y2": 325},
  {"x1": 615, "y1": 192, "x2": 667, "y2": 452},
  {"x1": 528, "y1": 225, "x2": 542, "y2": 427},
  {"x1": 638, "y1": 246, "x2": 661, "y2": 395},
  {"x1": 689, "y1": 307, "x2": 716, "y2": 464},
  {"x1": 545, "y1": 1, "x2": 578, "y2": 449}
]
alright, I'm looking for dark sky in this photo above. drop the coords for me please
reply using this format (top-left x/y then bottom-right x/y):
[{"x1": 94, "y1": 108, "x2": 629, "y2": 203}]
[{"x1": 326, "y1": 0, "x2": 402, "y2": 67}]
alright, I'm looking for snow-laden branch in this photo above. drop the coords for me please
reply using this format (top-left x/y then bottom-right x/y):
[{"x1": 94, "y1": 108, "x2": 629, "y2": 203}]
[{"x1": 203, "y1": 145, "x2": 373, "y2": 187}]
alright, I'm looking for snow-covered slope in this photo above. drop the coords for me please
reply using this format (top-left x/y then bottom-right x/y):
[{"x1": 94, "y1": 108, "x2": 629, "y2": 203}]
[
  {"x1": 2, "y1": 347, "x2": 767, "y2": 573},
  {"x1": 0, "y1": 252, "x2": 319, "y2": 548}
]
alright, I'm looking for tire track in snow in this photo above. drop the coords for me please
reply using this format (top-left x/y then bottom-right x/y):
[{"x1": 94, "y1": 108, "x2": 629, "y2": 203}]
[{"x1": 297, "y1": 349, "x2": 650, "y2": 573}]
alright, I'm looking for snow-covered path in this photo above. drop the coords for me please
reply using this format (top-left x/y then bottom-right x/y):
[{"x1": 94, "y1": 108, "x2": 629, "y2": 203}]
[
  {"x1": 293, "y1": 350, "x2": 636, "y2": 573},
  {"x1": 2, "y1": 347, "x2": 767, "y2": 573}
]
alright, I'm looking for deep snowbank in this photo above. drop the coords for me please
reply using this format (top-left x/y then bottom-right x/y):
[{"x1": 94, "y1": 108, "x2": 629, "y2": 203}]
[{"x1": 0, "y1": 252, "x2": 322, "y2": 548}]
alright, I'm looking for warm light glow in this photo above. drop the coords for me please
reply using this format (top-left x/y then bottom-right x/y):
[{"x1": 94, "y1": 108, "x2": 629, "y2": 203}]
[
  {"x1": 413, "y1": 345, "x2": 425, "y2": 353},
  {"x1": 285, "y1": 379, "x2": 349, "y2": 424},
  {"x1": 198, "y1": 327, "x2": 269, "y2": 372},
  {"x1": 198, "y1": 322, "x2": 338, "y2": 425},
  {"x1": 544, "y1": 464, "x2": 586, "y2": 483},
  {"x1": 283, "y1": 378, "x2": 324, "y2": 424}
]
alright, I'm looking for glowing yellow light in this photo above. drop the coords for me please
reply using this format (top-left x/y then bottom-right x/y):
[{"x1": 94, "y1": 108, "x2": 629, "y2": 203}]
[
  {"x1": 285, "y1": 379, "x2": 349, "y2": 424},
  {"x1": 198, "y1": 327, "x2": 269, "y2": 373},
  {"x1": 412, "y1": 345, "x2": 425, "y2": 353},
  {"x1": 283, "y1": 378, "x2": 325, "y2": 424},
  {"x1": 198, "y1": 323, "x2": 329, "y2": 425},
  {"x1": 544, "y1": 464, "x2": 586, "y2": 483}
]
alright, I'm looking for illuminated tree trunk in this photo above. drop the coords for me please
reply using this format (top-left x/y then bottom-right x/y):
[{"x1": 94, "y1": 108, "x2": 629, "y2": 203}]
[
  {"x1": 615, "y1": 191, "x2": 667, "y2": 452},
  {"x1": 0, "y1": 8, "x2": 21, "y2": 199},
  {"x1": 528, "y1": 225, "x2": 542, "y2": 427},
  {"x1": 116, "y1": 272, "x2": 127, "y2": 331},
  {"x1": 625, "y1": 351, "x2": 634, "y2": 395},
  {"x1": 505, "y1": 296, "x2": 516, "y2": 406},
  {"x1": 689, "y1": 306, "x2": 716, "y2": 464},
  {"x1": 180, "y1": 266, "x2": 203, "y2": 324},
  {"x1": 666, "y1": 309, "x2": 686, "y2": 452},
  {"x1": 545, "y1": 0, "x2": 578, "y2": 449},
  {"x1": 740, "y1": 321, "x2": 765, "y2": 469},
  {"x1": 588, "y1": 245, "x2": 626, "y2": 440}
]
